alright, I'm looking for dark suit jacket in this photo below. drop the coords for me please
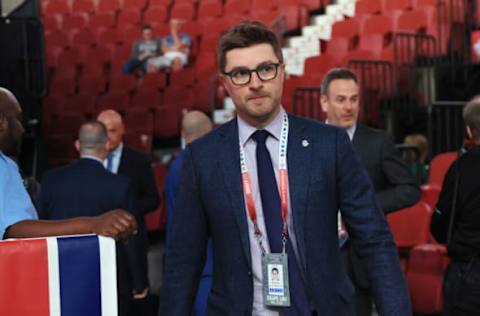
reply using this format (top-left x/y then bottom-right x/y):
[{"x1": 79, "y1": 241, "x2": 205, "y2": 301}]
[
  {"x1": 118, "y1": 145, "x2": 160, "y2": 215},
  {"x1": 39, "y1": 158, "x2": 149, "y2": 295},
  {"x1": 352, "y1": 124, "x2": 420, "y2": 214},
  {"x1": 345, "y1": 125, "x2": 420, "y2": 293},
  {"x1": 159, "y1": 115, "x2": 411, "y2": 316}
]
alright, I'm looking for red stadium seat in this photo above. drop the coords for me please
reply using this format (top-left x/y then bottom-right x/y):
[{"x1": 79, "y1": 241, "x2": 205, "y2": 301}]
[
  {"x1": 171, "y1": 3, "x2": 196, "y2": 20},
  {"x1": 57, "y1": 95, "x2": 96, "y2": 115},
  {"x1": 117, "y1": 9, "x2": 142, "y2": 28},
  {"x1": 198, "y1": 0, "x2": 224, "y2": 18},
  {"x1": 332, "y1": 18, "x2": 360, "y2": 41},
  {"x1": 355, "y1": 0, "x2": 383, "y2": 15},
  {"x1": 427, "y1": 152, "x2": 458, "y2": 187},
  {"x1": 52, "y1": 64, "x2": 77, "y2": 81},
  {"x1": 97, "y1": 0, "x2": 121, "y2": 13},
  {"x1": 325, "y1": 37, "x2": 351, "y2": 62},
  {"x1": 89, "y1": 12, "x2": 115, "y2": 29},
  {"x1": 224, "y1": 0, "x2": 250, "y2": 16},
  {"x1": 79, "y1": 61, "x2": 105, "y2": 81},
  {"x1": 109, "y1": 75, "x2": 137, "y2": 93},
  {"x1": 124, "y1": 108, "x2": 154, "y2": 134},
  {"x1": 200, "y1": 18, "x2": 229, "y2": 37},
  {"x1": 355, "y1": 34, "x2": 385, "y2": 58},
  {"x1": 412, "y1": 0, "x2": 436, "y2": 8},
  {"x1": 63, "y1": 12, "x2": 89, "y2": 31},
  {"x1": 149, "y1": 0, "x2": 172, "y2": 6},
  {"x1": 71, "y1": 0, "x2": 96, "y2": 13},
  {"x1": 163, "y1": 87, "x2": 194, "y2": 108},
  {"x1": 97, "y1": 92, "x2": 131, "y2": 113},
  {"x1": 78, "y1": 76, "x2": 106, "y2": 95},
  {"x1": 192, "y1": 82, "x2": 214, "y2": 113},
  {"x1": 71, "y1": 28, "x2": 97, "y2": 46},
  {"x1": 252, "y1": 0, "x2": 278, "y2": 11},
  {"x1": 51, "y1": 112, "x2": 85, "y2": 135},
  {"x1": 143, "y1": 6, "x2": 168, "y2": 25},
  {"x1": 277, "y1": 5, "x2": 302, "y2": 31},
  {"x1": 44, "y1": 0, "x2": 70, "y2": 15},
  {"x1": 139, "y1": 73, "x2": 167, "y2": 90},
  {"x1": 303, "y1": 53, "x2": 338, "y2": 85},
  {"x1": 131, "y1": 90, "x2": 162, "y2": 110},
  {"x1": 407, "y1": 244, "x2": 448, "y2": 314},
  {"x1": 96, "y1": 28, "x2": 119, "y2": 46},
  {"x1": 43, "y1": 14, "x2": 62, "y2": 31},
  {"x1": 397, "y1": 10, "x2": 428, "y2": 33},
  {"x1": 252, "y1": 10, "x2": 280, "y2": 26},
  {"x1": 386, "y1": 201, "x2": 433, "y2": 250},
  {"x1": 123, "y1": 0, "x2": 147, "y2": 10},
  {"x1": 169, "y1": 68, "x2": 196, "y2": 88},
  {"x1": 362, "y1": 15, "x2": 394, "y2": 37},
  {"x1": 82, "y1": 45, "x2": 114, "y2": 66},
  {"x1": 49, "y1": 77, "x2": 76, "y2": 97},
  {"x1": 153, "y1": 104, "x2": 181, "y2": 138},
  {"x1": 384, "y1": 0, "x2": 412, "y2": 11},
  {"x1": 45, "y1": 30, "x2": 70, "y2": 49}
]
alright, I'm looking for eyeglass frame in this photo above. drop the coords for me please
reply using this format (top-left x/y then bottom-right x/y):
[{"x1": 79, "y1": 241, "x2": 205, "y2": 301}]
[{"x1": 222, "y1": 62, "x2": 282, "y2": 86}]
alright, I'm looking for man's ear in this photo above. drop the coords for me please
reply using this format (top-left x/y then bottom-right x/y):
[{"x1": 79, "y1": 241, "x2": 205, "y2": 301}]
[
  {"x1": 0, "y1": 114, "x2": 7, "y2": 132},
  {"x1": 320, "y1": 95, "x2": 329, "y2": 113},
  {"x1": 74, "y1": 140, "x2": 80, "y2": 153},
  {"x1": 466, "y1": 125, "x2": 473, "y2": 140}
]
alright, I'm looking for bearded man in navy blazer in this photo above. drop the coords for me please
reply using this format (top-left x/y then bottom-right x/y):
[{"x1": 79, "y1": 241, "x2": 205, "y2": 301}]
[{"x1": 159, "y1": 21, "x2": 411, "y2": 316}]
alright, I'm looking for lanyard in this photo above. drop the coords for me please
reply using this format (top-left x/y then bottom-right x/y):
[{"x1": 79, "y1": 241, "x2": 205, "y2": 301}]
[{"x1": 239, "y1": 113, "x2": 289, "y2": 254}]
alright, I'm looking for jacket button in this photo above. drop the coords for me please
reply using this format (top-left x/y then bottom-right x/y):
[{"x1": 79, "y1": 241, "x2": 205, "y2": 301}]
[{"x1": 247, "y1": 271, "x2": 252, "y2": 276}]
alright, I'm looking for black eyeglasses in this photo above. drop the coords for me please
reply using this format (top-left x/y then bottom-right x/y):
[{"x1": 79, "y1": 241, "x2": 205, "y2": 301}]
[{"x1": 222, "y1": 63, "x2": 281, "y2": 86}]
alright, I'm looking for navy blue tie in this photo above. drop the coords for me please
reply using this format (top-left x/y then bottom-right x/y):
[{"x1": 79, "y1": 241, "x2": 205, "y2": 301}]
[{"x1": 252, "y1": 130, "x2": 311, "y2": 316}]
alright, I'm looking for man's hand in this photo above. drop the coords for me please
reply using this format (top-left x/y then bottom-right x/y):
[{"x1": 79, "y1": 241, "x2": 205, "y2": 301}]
[
  {"x1": 133, "y1": 287, "x2": 149, "y2": 300},
  {"x1": 90, "y1": 209, "x2": 137, "y2": 241}
]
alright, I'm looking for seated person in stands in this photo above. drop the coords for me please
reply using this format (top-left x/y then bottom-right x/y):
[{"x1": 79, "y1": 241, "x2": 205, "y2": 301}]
[
  {"x1": 148, "y1": 19, "x2": 191, "y2": 73},
  {"x1": 123, "y1": 24, "x2": 162, "y2": 76},
  {"x1": 0, "y1": 87, "x2": 137, "y2": 241},
  {"x1": 403, "y1": 133, "x2": 429, "y2": 183}
]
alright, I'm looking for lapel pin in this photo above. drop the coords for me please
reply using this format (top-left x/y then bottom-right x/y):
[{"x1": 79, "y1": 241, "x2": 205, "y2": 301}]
[{"x1": 302, "y1": 139, "x2": 309, "y2": 147}]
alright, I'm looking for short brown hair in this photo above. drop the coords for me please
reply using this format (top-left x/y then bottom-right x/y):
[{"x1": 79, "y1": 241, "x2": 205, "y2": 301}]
[
  {"x1": 216, "y1": 20, "x2": 283, "y2": 73},
  {"x1": 321, "y1": 68, "x2": 358, "y2": 95},
  {"x1": 463, "y1": 96, "x2": 480, "y2": 141}
]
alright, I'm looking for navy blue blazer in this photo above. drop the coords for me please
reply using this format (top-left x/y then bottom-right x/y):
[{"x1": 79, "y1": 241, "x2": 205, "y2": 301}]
[
  {"x1": 159, "y1": 115, "x2": 411, "y2": 316},
  {"x1": 39, "y1": 158, "x2": 149, "y2": 295}
]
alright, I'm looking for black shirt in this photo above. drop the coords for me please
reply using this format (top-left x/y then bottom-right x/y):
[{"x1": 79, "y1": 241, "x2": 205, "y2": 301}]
[{"x1": 431, "y1": 145, "x2": 480, "y2": 260}]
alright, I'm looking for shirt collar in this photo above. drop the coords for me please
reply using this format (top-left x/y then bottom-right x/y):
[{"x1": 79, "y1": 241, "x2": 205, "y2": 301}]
[
  {"x1": 238, "y1": 107, "x2": 285, "y2": 146},
  {"x1": 111, "y1": 142, "x2": 123, "y2": 157},
  {"x1": 81, "y1": 155, "x2": 105, "y2": 164},
  {"x1": 325, "y1": 120, "x2": 356, "y2": 141}
]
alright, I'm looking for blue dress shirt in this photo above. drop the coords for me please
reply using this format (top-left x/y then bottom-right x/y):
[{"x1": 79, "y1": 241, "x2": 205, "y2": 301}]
[{"x1": 0, "y1": 151, "x2": 38, "y2": 239}]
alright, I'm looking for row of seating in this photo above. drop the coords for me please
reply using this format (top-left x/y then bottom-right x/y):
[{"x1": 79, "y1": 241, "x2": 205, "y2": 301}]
[{"x1": 386, "y1": 151, "x2": 457, "y2": 314}]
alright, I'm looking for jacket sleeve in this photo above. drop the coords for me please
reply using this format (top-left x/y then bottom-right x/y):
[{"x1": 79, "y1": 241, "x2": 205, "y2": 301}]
[
  {"x1": 430, "y1": 163, "x2": 457, "y2": 244},
  {"x1": 158, "y1": 146, "x2": 207, "y2": 316},
  {"x1": 122, "y1": 181, "x2": 149, "y2": 291},
  {"x1": 376, "y1": 136, "x2": 421, "y2": 213},
  {"x1": 137, "y1": 155, "x2": 160, "y2": 214},
  {"x1": 336, "y1": 130, "x2": 412, "y2": 316}
]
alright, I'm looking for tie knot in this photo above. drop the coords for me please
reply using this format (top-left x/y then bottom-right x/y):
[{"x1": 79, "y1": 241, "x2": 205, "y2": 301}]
[{"x1": 252, "y1": 130, "x2": 270, "y2": 145}]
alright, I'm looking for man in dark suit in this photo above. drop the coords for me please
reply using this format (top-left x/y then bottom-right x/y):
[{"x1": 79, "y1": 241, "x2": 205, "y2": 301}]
[
  {"x1": 320, "y1": 68, "x2": 420, "y2": 316},
  {"x1": 0, "y1": 87, "x2": 137, "y2": 241},
  {"x1": 39, "y1": 121, "x2": 149, "y2": 316},
  {"x1": 159, "y1": 21, "x2": 411, "y2": 316},
  {"x1": 97, "y1": 109, "x2": 160, "y2": 216}
]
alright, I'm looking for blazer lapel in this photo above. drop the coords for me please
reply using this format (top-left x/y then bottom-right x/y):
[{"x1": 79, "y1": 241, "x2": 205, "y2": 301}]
[
  {"x1": 286, "y1": 115, "x2": 310, "y2": 269},
  {"x1": 218, "y1": 119, "x2": 252, "y2": 268}
]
